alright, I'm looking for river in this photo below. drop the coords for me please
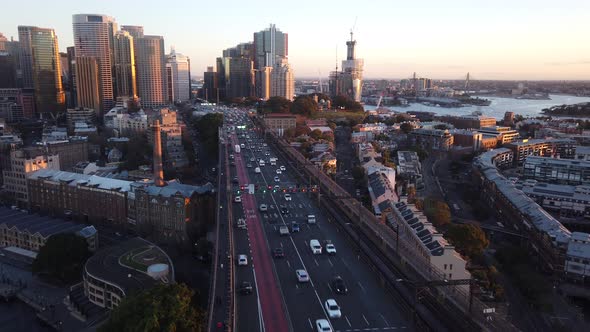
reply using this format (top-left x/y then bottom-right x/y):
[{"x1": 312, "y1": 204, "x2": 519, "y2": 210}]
[{"x1": 364, "y1": 95, "x2": 590, "y2": 120}]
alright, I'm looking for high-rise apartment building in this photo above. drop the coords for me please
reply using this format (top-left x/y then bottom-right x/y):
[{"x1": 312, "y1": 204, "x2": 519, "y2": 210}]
[
  {"x1": 330, "y1": 32, "x2": 364, "y2": 102},
  {"x1": 72, "y1": 14, "x2": 117, "y2": 114},
  {"x1": 255, "y1": 67, "x2": 272, "y2": 100},
  {"x1": 113, "y1": 31, "x2": 137, "y2": 98},
  {"x1": 271, "y1": 59, "x2": 294, "y2": 100},
  {"x1": 227, "y1": 57, "x2": 254, "y2": 99},
  {"x1": 135, "y1": 35, "x2": 167, "y2": 108},
  {"x1": 120, "y1": 25, "x2": 144, "y2": 39},
  {"x1": 202, "y1": 66, "x2": 218, "y2": 102},
  {"x1": 166, "y1": 48, "x2": 190, "y2": 103},
  {"x1": 66, "y1": 46, "x2": 77, "y2": 108},
  {"x1": 17, "y1": 26, "x2": 65, "y2": 116},
  {"x1": 253, "y1": 24, "x2": 288, "y2": 70},
  {"x1": 75, "y1": 57, "x2": 101, "y2": 113}
]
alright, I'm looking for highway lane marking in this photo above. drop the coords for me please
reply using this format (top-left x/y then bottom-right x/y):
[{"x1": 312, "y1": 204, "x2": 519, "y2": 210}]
[
  {"x1": 357, "y1": 281, "x2": 367, "y2": 294},
  {"x1": 328, "y1": 258, "x2": 334, "y2": 267},
  {"x1": 314, "y1": 259, "x2": 319, "y2": 266},
  {"x1": 345, "y1": 316, "x2": 352, "y2": 327},
  {"x1": 286, "y1": 260, "x2": 290, "y2": 268},
  {"x1": 308, "y1": 318, "x2": 313, "y2": 329},
  {"x1": 362, "y1": 314, "x2": 369, "y2": 326},
  {"x1": 379, "y1": 314, "x2": 389, "y2": 327}
]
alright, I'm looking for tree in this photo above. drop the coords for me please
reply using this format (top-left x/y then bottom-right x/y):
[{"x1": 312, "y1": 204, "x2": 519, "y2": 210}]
[
  {"x1": 99, "y1": 283, "x2": 204, "y2": 332},
  {"x1": 193, "y1": 113, "x2": 223, "y2": 157},
  {"x1": 321, "y1": 131, "x2": 334, "y2": 142},
  {"x1": 400, "y1": 122, "x2": 413, "y2": 134},
  {"x1": 351, "y1": 166, "x2": 365, "y2": 181},
  {"x1": 423, "y1": 197, "x2": 451, "y2": 227},
  {"x1": 291, "y1": 95, "x2": 318, "y2": 116},
  {"x1": 32, "y1": 233, "x2": 91, "y2": 283},
  {"x1": 332, "y1": 95, "x2": 364, "y2": 112},
  {"x1": 445, "y1": 224, "x2": 489, "y2": 259},
  {"x1": 309, "y1": 129, "x2": 323, "y2": 140},
  {"x1": 120, "y1": 133, "x2": 151, "y2": 171},
  {"x1": 263, "y1": 96, "x2": 292, "y2": 114},
  {"x1": 295, "y1": 125, "x2": 311, "y2": 137}
]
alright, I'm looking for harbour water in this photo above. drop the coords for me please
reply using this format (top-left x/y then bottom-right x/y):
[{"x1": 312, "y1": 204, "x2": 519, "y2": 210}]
[
  {"x1": 0, "y1": 300, "x2": 52, "y2": 332},
  {"x1": 364, "y1": 94, "x2": 590, "y2": 119}
]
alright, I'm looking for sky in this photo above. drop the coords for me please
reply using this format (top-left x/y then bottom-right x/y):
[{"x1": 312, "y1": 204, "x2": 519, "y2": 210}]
[{"x1": 2, "y1": 0, "x2": 590, "y2": 80}]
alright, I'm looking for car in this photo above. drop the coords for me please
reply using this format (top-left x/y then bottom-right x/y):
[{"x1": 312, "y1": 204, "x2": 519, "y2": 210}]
[
  {"x1": 230, "y1": 161, "x2": 235, "y2": 166},
  {"x1": 273, "y1": 248, "x2": 284, "y2": 258},
  {"x1": 284, "y1": 194, "x2": 292, "y2": 201},
  {"x1": 246, "y1": 163, "x2": 252, "y2": 168},
  {"x1": 234, "y1": 196, "x2": 242, "y2": 203},
  {"x1": 232, "y1": 177, "x2": 239, "y2": 184},
  {"x1": 274, "y1": 185, "x2": 280, "y2": 191},
  {"x1": 279, "y1": 225, "x2": 290, "y2": 236},
  {"x1": 325, "y1": 299, "x2": 342, "y2": 318},
  {"x1": 238, "y1": 255, "x2": 248, "y2": 266},
  {"x1": 296, "y1": 269, "x2": 309, "y2": 282},
  {"x1": 239, "y1": 281, "x2": 253, "y2": 295},
  {"x1": 325, "y1": 243, "x2": 336, "y2": 255},
  {"x1": 274, "y1": 176, "x2": 280, "y2": 182},
  {"x1": 276, "y1": 169, "x2": 282, "y2": 174},
  {"x1": 315, "y1": 319, "x2": 332, "y2": 332},
  {"x1": 259, "y1": 204, "x2": 268, "y2": 212},
  {"x1": 331, "y1": 276, "x2": 348, "y2": 294},
  {"x1": 250, "y1": 157, "x2": 255, "y2": 162},
  {"x1": 280, "y1": 165, "x2": 286, "y2": 171},
  {"x1": 280, "y1": 207, "x2": 289, "y2": 215},
  {"x1": 291, "y1": 222, "x2": 300, "y2": 233}
]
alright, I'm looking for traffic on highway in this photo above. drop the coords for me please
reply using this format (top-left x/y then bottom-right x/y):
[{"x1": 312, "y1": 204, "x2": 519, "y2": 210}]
[{"x1": 223, "y1": 109, "x2": 410, "y2": 332}]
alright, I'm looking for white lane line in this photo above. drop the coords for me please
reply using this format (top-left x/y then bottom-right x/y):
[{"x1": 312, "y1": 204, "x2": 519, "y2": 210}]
[
  {"x1": 252, "y1": 268, "x2": 265, "y2": 332},
  {"x1": 314, "y1": 259, "x2": 319, "y2": 267},
  {"x1": 380, "y1": 314, "x2": 389, "y2": 327},
  {"x1": 345, "y1": 316, "x2": 352, "y2": 327},
  {"x1": 358, "y1": 281, "x2": 367, "y2": 294},
  {"x1": 328, "y1": 258, "x2": 334, "y2": 267},
  {"x1": 308, "y1": 318, "x2": 313, "y2": 329},
  {"x1": 280, "y1": 241, "x2": 284, "y2": 248},
  {"x1": 286, "y1": 260, "x2": 291, "y2": 268},
  {"x1": 362, "y1": 314, "x2": 369, "y2": 326}
]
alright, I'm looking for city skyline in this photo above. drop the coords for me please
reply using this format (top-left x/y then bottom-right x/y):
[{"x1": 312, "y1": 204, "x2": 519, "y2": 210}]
[{"x1": 0, "y1": 0, "x2": 589, "y2": 81}]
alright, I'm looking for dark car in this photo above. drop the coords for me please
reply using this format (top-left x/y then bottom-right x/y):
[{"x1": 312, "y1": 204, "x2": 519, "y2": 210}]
[
  {"x1": 291, "y1": 222, "x2": 300, "y2": 233},
  {"x1": 273, "y1": 248, "x2": 284, "y2": 258},
  {"x1": 232, "y1": 177, "x2": 239, "y2": 184},
  {"x1": 280, "y1": 207, "x2": 289, "y2": 215},
  {"x1": 331, "y1": 276, "x2": 348, "y2": 294},
  {"x1": 239, "y1": 281, "x2": 253, "y2": 295}
]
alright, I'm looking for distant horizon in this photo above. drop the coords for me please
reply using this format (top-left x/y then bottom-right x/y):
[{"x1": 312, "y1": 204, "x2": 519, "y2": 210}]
[{"x1": 2, "y1": 0, "x2": 589, "y2": 80}]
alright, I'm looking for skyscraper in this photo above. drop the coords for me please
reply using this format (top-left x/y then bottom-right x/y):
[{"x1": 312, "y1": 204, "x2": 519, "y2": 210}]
[
  {"x1": 113, "y1": 31, "x2": 137, "y2": 98},
  {"x1": 135, "y1": 35, "x2": 167, "y2": 108},
  {"x1": 75, "y1": 56, "x2": 101, "y2": 113},
  {"x1": 255, "y1": 67, "x2": 272, "y2": 100},
  {"x1": 271, "y1": 59, "x2": 294, "y2": 100},
  {"x1": 330, "y1": 32, "x2": 364, "y2": 102},
  {"x1": 17, "y1": 26, "x2": 65, "y2": 116},
  {"x1": 66, "y1": 46, "x2": 77, "y2": 108},
  {"x1": 203, "y1": 66, "x2": 218, "y2": 102},
  {"x1": 166, "y1": 48, "x2": 190, "y2": 103},
  {"x1": 253, "y1": 24, "x2": 288, "y2": 70},
  {"x1": 72, "y1": 14, "x2": 117, "y2": 114},
  {"x1": 120, "y1": 25, "x2": 144, "y2": 39}
]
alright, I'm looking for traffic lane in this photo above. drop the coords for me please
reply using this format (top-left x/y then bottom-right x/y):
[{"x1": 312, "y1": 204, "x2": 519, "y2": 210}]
[
  {"x1": 262, "y1": 215, "x2": 329, "y2": 332},
  {"x1": 232, "y1": 202, "x2": 261, "y2": 332}
]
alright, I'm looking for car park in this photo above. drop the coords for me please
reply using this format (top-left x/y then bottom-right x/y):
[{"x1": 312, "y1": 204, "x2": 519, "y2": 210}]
[
  {"x1": 325, "y1": 299, "x2": 342, "y2": 318},
  {"x1": 296, "y1": 269, "x2": 309, "y2": 282},
  {"x1": 238, "y1": 255, "x2": 248, "y2": 266}
]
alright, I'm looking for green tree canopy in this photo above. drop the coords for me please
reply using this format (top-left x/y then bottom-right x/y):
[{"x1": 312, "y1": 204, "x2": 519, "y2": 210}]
[
  {"x1": 263, "y1": 96, "x2": 292, "y2": 114},
  {"x1": 291, "y1": 95, "x2": 318, "y2": 116},
  {"x1": 193, "y1": 113, "x2": 223, "y2": 156},
  {"x1": 445, "y1": 224, "x2": 490, "y2": 259},
  {"x1": 423, "y1": 197, "x2": 451, "y2": 227},
  {"x1": 332, "y1": 95, "x2": 364, "y2": 112},
  {"x1": 310, "y1": 129, "x2": 323, "y2": 140},
  {"x1": 120, "y1": 133, "x2": 151, "y2": 171},
  {"x1": 400, "y1": 122, "x2": 413, "y2": 134},
  {"x1": 32, "y1": 233, "x2": 91, "y2": 283},
  {"x1": 99, "y1": 283, "x2": 204, "y2": 332}
]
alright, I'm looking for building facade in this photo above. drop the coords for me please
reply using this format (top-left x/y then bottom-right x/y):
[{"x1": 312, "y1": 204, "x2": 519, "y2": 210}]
[
  {"x1": 74, "y1": 56, "x2": 101, "y2": 112},
  {"x1": 506, "y1": 138, "x2": 576, "y2": 166},
  {"x1": 409, "y1": 128, "x2": 454, "y2": 151},
  {"x1": 263, "y1": 113, "x2": 296, "y2": 135},
  {"x1": 113, "y1": 31, "x2": 137, "y2": 99},
  {"x1": 72, "y1": 14, "x2": 117, "y2": 114},
  {"x1": 135, "y1": 36, "x2": 167, "y2": 108},
  {"x1": 166, "y1": 49, "x2": 190, "y2": 103},
  {"x1": 271, "y1": 58, "x2": 294, "y2": 100},
  {"x1": 522, "y1": 156, "x2": 590, "y2": 186}
]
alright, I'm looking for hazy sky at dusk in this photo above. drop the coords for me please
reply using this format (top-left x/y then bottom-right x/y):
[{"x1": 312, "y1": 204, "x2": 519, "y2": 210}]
[{"x1": 2, "y1": 0, "x2": 589, "y2": 80}]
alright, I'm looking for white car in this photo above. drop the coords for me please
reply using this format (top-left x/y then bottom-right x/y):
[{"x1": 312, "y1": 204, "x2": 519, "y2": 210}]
[
  {"x1": 280, "y1": 165, "x2": 286, "y2": 171},
  {"x1": 259, "y1": 204, "x2": 268, "y2": 212},
  {"x1": 250, "y1": 157, "x2": 255, "y2": 162},
  {"x1": 274, "y1": 176, "x2": 280, "y2": 182},
  {"x1": 315, "y1": 319, "x2": 332, "y2": 332},
  {"x1": 238, "y1": 254, "x2": 248, "y2": 266},
  {"x1": 326, "y1": 243, "x2": 336, "y2": 255},
  {"x1": 296, "y1": 269, "x2": 309, "y2": 283},
  {"x1": 276, "y1": 169, "x2": 282, "y2": 174},
  {"x1": 284, "y1": 194, "x2": 292, "y2": 201},
  {"x1": 325, "y1": 299, "x2": 341, "y2": 318},
  {"x1": 234, "y1": 196, "x2": 242, "y2": 203}
]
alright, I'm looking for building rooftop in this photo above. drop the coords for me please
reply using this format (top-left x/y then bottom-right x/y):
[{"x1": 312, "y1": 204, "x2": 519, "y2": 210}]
[
  {"x1": 29, "y1": 169, "x2": 132, "y2": 193},
  {"x1": 506, "y1": 138, "x2": 574, "y2": 147},
  {"x1": 524, "y1": 155, "x2": 590, "y2": 168},
  {"x1": 84, "y1": 237, "x2": 173, "y2": 296},
  {"x1": 264, "y1": 113, "x2": 296, "y2": 118},
  {"x1": 0, "y1": 207, "x2": 97, "y2": 239}
]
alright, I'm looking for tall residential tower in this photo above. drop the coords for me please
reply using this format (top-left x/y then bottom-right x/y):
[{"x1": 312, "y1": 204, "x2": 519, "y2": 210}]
[
  {"x1": 135, "y1": 35, "x2": 167, "y2": 108},
  {"x1": 166, "y1": 48, "x2": 190, "y2": 103}
]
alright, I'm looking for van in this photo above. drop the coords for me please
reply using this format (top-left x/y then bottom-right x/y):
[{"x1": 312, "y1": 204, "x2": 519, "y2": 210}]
[
  {"x1": 307, "y1": 215, "x2": 316, "y2": 224},
  {"x1": 310, "y1": 239, "x2": 322, "y2": 254},
  {"x1": 255, "y1": 167, "x2": 261, "y2": 174}
]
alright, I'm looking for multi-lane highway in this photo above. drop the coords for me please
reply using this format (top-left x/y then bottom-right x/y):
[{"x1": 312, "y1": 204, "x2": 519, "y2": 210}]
[{"x1": 224, "y1": 110, "x2": 411, "y2": 332}]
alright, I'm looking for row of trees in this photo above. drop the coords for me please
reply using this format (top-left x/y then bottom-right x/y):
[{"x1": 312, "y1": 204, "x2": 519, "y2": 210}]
[
  {"x1": 261, "y1": 94, "x2": 363, "y2": 116},
  {"x1": 191, "y1": 113, "x2": 223, "y2": 157}
]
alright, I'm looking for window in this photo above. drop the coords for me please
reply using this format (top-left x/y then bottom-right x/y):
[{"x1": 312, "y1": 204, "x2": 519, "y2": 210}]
[
  {"x1": 450, "y1": 264, "x2": 453, "y2": 270},
  {"x1": 443, "y1": 264, "x2": 447, "y2": 270}
]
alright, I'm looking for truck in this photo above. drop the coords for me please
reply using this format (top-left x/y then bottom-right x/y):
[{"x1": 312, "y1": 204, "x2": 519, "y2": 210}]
[
  {"x1": 234, "y1": 145, "x2": 241, "y2": 154},
  {"x1": 270, "y1": 157, "x2": 278, "y2": 166}
]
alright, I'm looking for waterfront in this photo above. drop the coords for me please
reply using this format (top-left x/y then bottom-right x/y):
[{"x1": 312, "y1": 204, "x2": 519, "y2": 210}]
[
  {"x1": 0, "y1": 301, "x2": 53, "y2": 332},
  {"x1": 365, "y1": 94, "x2": 590, "y2": 119}
]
